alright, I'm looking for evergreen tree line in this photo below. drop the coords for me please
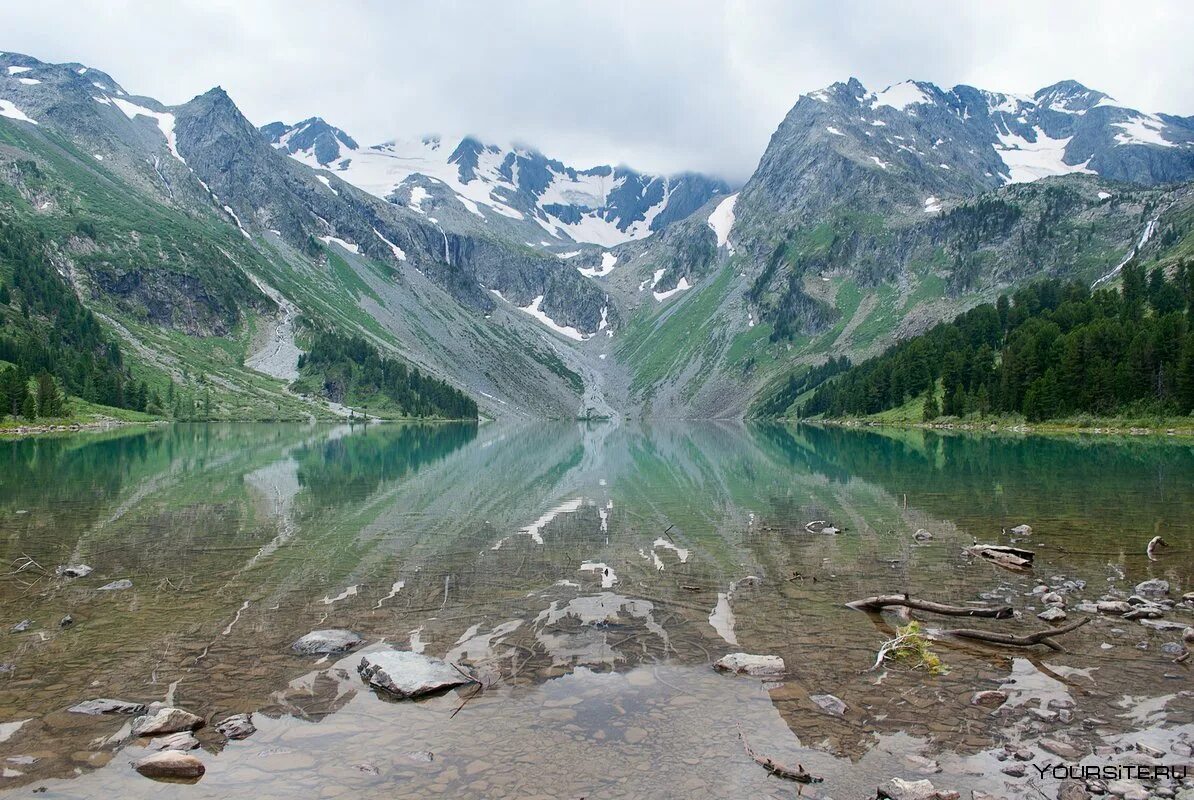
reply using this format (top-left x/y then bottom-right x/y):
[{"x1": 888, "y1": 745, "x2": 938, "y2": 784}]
[
  {"x1": 0, "y1": 220, "x2": 152, "y2": 420},
  {"x1": 798, "y1": 260, "x2": 1194, "y2": 422},
  {"x1": 755, "y1": 355, "x2": 851, "y2": 417},
  {"x1": 297, "y1": 331, "x2": 478, "y2": 420}
]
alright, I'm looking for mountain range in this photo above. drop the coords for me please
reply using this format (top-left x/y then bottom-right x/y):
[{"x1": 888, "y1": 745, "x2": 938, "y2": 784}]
[{"x1": 2, "y1": 49, "x2": 1193, "y2": 421}]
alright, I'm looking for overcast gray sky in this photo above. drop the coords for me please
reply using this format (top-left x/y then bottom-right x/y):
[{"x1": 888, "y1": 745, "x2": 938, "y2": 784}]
[{"x1": 4, "y1": 0, "x2": 1192, "y2": 182}]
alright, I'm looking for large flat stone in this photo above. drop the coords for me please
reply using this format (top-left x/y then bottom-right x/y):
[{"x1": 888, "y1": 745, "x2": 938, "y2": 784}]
[{"x1": 357, "y1": 650, "x2": 473, "y2": 699}]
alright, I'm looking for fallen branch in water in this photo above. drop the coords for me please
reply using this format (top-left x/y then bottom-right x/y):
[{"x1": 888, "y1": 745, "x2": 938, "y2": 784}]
[
  {"x1": 942, "y1": 617, "x2": 1090, "y2": 652},
  {"x1": 867, "y1": 621, "x2": 948, "y2": 674},
  {"x1": 738, "y1": 726, "x2": 823, "y2": 784},
  {"x1": 847, "y1": 594, "x2": 1014, "y2": 619}
]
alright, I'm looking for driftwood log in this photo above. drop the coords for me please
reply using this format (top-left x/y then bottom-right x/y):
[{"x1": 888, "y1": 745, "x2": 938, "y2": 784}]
[
  {"x1": 738, "y1": 728, "x2": 823, "y2": 784},
  {"x1": 941, "y1": 617, "x2": 1090, "y2": 652},
  {"x1": 847, "y1": 594, "x2": 1014, "y2": 619},
  {"x1": 968, "y1": 544, "x2": 1035, "y2": 570}
]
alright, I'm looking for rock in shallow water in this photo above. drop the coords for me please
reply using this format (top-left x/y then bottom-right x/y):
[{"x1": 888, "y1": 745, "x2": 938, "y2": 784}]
[
  {"x1": 132, "y1": 751, "x2": 205, "y2": 780},
  {"x1": 98, "y1": 579, "x2": 132, "y2": 591},
  {"x1": 358, "y1": 650, "x2": 473, "y2": 698},
  {"x1": 1133, "y1": 579, "x2": 1169, "y2": 597},
  {"x1": 69, "y1": 698, "x2": 146, "y2": 715},
  {"x1": 291, "y1": 629, "x2": 362, "y2": 655},
  {"x1": 216, "y1": 713, "x2": 255, "y2": 740},
  {"x1": 1037, "y1": 607, "x2": 1068, "y2": 622},
  {"x1": 147, "y1": 732, "x2": 200, "y2": 751},
  {"x1": 712, "y1": 652, "x2": 786, "y2": 677},
  {"x1": 809, "y1": 693, "x2": 847, "y2": 716},
  {"x1": 132, "y1": 707, "x2": 204, "y2": 736},
  {"x1": 970, "y1": 690, "x2": 1008, "y2": 708},
  {"x1": 56, "y1": 564, "x2": 92, "y2": 578},
  {"x1": 876, "y1": 777, "x2": 959, "y2": 800}
]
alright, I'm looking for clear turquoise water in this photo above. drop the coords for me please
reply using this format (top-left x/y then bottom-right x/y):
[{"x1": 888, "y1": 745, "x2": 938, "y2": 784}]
[{"x1": 0, "y1": 422, "x2": 1191, "y2": 798}]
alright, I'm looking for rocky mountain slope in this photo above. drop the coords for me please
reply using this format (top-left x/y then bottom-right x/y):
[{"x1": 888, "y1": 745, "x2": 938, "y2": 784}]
[{"x1": 3, "y1": 52, "x2": 1193, "y2": 421}]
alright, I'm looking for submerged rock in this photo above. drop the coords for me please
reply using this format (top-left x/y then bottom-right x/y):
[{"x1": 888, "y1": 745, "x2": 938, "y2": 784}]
[
  {"x1": 132, "y1": 707, "x2": 204, "y2": 736},
  {"x1": 876, "y1": 777, "x2": 960, "y2": 800},
  {"x1": 1040, "y1": 738, "x2": 1084, "y2": 760},
  {"x1": 68, "y1": 698, "x2": 146, "y2": 715},
  {"x1": 712, "y1": 652, "x2": 786, "y2": 677},
  {"x1": 10, "y1": 619, "x2": 32, "y2": 633},
  {"x1": 98, "y1": 579, "x2": 133, "y2": 591},
  {"x1": 913, "y1": 529, "x2": 933, "y2": 541},
  {"x1": 56, "y1": 564, "x2": 93, "y2": 578},
  {"x1": 59, "y1": 614, "x2": 74, "y2": 628},
  {"x1": 216, "y1": 713, "x2": 256, "y2": 740},
  {"x1": 809, "y1": 693, "x2": 847, "y2": 716},
  {"x1": 1038, "y1": 607, "x2": 1068, "y2": 622},
  {"x1": 291, "y1": 629, "x2": 362, "y2": 655},
  {"x1": 132, "y1": 751, "x2": 205, "y2": 780},
  {"x1": 1184, "y1": 627, "x2": 1194, "y2": 644},
  {"x1": 358, "y1": 650, "x2": 473, "y2": 699},
  {"x1": 970, "y1": 690, "x2": 1008, "y2": 708},
  {"x1": 1057, "y1": 779, "x2": 1091, "y2": 800},
  {"x1": 1009, "y1": 524, "x2": 1032, "y2": 536},
  {"x1": 1041, "y1": 591, "x2": 1066, "y2": 607}
]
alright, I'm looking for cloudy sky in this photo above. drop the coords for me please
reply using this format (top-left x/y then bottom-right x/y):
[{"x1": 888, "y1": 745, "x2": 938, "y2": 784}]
[{"x1": 4, "y1": 0, "x2": 1192, "y2": 182}]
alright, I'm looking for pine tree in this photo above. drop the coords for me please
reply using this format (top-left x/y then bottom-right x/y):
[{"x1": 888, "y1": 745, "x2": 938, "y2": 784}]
[
  {"x1": 21, "y1": 390, "x2": 37, "y2": 420},
  {"x1": 922, "y1": 384, "x2": 939, "y2": 421},
  {"x1": 35, "y1": 373, "x2": 61, "y2": 418},
  {"x1": 1122, "y1": 260, "x2": 1146, "y2": 321}
]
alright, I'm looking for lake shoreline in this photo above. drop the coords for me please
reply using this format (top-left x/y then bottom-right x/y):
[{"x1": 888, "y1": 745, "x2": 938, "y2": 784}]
[{"x1": 807, "y1": 417, "x2": 1194, "y2": 438}]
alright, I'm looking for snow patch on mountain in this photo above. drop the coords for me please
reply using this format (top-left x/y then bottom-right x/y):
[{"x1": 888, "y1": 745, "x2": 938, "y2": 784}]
[
  {"x1": 707, "y1": 193, "x2": 738, "y2": 251},
  {"x1": 1113, "y1": 115, "x2": 1174, "y2": 148},
  {"x1": 653, "y1": 277, "x2": 691, "y2": 303},
  {"x1": 108, "y1": 97, "x2": 184, "y2": 163},
  {"x1": 870, "y1": 81, "x2": 933, "y2": 111},
  {"x1": 994, "y1": 127, "x2": 1093, "y2": 184},
  {"x1": 0, "y1": 99, "x2": 37, "y2": 125}
]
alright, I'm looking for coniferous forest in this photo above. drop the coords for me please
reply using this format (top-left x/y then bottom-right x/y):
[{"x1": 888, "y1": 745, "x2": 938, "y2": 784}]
[
  {"x1": 0, "y1": 220, "x2": 153, "y2": 422},
  {"x1": 296, "y1": 331, "x2": 478, "y2": 420},
  {"x1": 797, "y1": 260, "x2": 1194, "y2": 422}
]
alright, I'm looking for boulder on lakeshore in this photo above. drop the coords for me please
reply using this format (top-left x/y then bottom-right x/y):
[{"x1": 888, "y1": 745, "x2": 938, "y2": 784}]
[
  {"x1": 132, "y1": 706, "x2": 204, "y2": 736},
  {"x1": 712, "y1": 652, "x2": 786, "y2": 677},
  {"x1": 358, "y1": 650, "x2": 474, "y2": 699},
  {"x1": 131, "y1": 751, "x2": 205, "y2": 780},
  {"x1": 291, "y1": 629, "x2": 362, "y2": 655}
]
